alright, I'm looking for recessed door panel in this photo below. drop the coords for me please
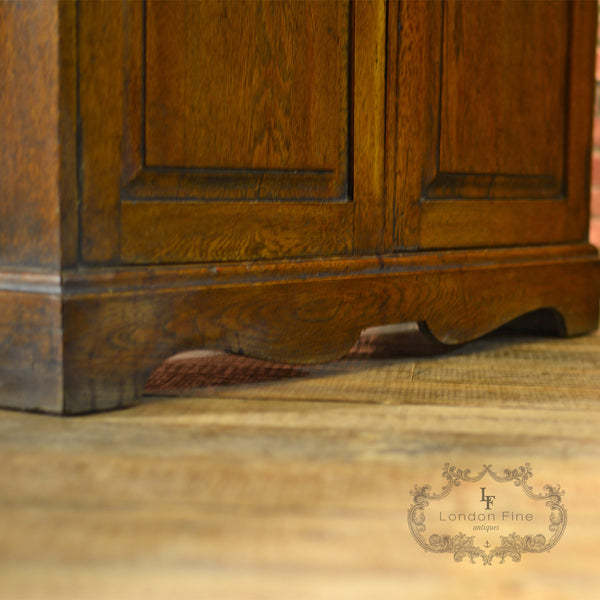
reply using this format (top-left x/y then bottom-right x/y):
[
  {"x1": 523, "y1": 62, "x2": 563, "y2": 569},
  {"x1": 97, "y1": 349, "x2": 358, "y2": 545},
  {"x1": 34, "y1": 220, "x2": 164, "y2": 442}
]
[
  {"x1": 390, "y1": 0, "x2": 595, "y2": 250},
  {"x1": 79, "y1": 0, "x2": 387, "y2": 264}
]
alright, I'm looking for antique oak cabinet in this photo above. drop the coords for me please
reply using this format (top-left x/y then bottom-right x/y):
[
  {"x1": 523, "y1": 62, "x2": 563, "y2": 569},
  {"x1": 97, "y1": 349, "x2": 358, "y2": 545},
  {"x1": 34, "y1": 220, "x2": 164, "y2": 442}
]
[{"x1": 1, "y1": 1, "x2": 599, "y2": 413}]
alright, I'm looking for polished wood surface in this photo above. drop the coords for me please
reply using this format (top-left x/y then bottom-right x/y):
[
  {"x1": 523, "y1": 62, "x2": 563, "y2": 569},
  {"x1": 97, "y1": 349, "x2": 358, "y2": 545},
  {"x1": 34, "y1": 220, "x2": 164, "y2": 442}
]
[
  {"x1": 80, "y1": 0, "x2": 388, "y2": 264},
  {"x1": 441, "y1": 0, "x2": 567, "y2": 177},
  {"x1": 0, "y1": 0, "x2": 598, "y2": 413},
  {"x1": 0, "y1": 2, "x2": 68, "y2": 269},
  {"x1": 0, "y1": 289, "x2": 63, "y2": 413},
  {"x1": 1, "y1": 327, "x2": 599, "y2": 599},
  {"x1": 394, "y1": 0, "x2": 595, "y2": 249},
  {"x1": 19, "y1": 244, "x2": 599, "y2": 414},
  {"x1": 145, "y1": 1, "x2": 348, "y2": 178}
]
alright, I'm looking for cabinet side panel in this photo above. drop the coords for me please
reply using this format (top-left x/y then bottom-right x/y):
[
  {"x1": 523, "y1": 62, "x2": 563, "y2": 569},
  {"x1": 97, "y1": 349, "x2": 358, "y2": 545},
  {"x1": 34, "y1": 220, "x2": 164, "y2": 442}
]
[
  {"x1": 0, "y1": 289, "x2": 63, "y2": 413},
  {"x1": 58, "y1": 1, "x2": 78, "y2": 268},
  {"x1": 120, "y1": 0, "x2": 355, "y2": 263},
  {"x1": 0, "y1": 2, "x2": 61, "y2": 268},
  {"x1": 419, "y1": 0, "x2": 596, "y2": 248}
]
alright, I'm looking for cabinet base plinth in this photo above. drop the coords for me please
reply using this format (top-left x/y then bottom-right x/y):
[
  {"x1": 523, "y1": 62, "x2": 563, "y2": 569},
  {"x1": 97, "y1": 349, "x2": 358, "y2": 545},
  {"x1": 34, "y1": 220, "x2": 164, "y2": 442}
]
[{"x1": 1, "y1": 244, "x2": 598, "y2": 414}]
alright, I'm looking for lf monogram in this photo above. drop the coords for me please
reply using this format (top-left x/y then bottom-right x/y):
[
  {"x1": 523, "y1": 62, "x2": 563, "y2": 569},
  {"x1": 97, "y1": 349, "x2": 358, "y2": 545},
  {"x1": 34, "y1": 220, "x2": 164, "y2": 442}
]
[{"x1": 480, "y1": 487, "x2": 496, "y2": 510}]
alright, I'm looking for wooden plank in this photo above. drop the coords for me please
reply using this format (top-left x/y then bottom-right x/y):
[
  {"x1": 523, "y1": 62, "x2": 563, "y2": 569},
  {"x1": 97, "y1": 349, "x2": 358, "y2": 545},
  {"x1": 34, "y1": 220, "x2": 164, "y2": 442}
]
[
  {"x1": 419, "y1": 199, "x2": 579, "y2": 249},
  {"x1": 440, "y1": 0, "x2": 568, "y2": 177},
  {"x1": 121, "y1": 200, "x2": 354, "y2": 263},
  {"x1": 564, "y1": 0, "x2": 598, "y2": 240},
  {"x1": 143, "y1": 0, "x2": 349, "y2": 200},
  {"x1": 391, "y1": 0, "x2": 595, "y2": 250},
  {"x1": 391, "y1": 0, "x2": 443, "y2": 249},
  {"x1": 0, "y1": 289, "x2": 63, "y2": 413},
  {"x1": 78, "y1": 0, "x2": 123, "y2": 264},
  {"x1": 0, "y1": 1, "x2": 62, "y2": 268},
  {"x1": 57, "y1": 244, "x2": 599, "y2": 413},
  {"x1": 57, "y1": 1, "x2": 78, "y2": 267},
  {"x1": 80, "y1": 0, "x2": 385, "y2": 263},
  {"x1": 1, "y1": 326, "x2": 600, "y2": 597},
  {"x1": 353, "y1": 0, "x2": 388, "y2": 252}
]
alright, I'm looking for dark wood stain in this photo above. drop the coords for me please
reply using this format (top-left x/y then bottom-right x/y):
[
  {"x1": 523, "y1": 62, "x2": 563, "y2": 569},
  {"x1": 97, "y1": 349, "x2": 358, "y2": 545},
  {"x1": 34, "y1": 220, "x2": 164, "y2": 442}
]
[{"x1": 0, "y1": 0, "x2": 598, "y2": 414}]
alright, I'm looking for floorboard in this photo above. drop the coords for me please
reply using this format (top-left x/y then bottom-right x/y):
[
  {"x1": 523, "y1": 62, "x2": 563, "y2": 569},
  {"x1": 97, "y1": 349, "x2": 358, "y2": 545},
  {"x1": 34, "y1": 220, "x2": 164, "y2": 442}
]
[{"x1": 1, "y1": 325, "x2": 599, "y2": 599}]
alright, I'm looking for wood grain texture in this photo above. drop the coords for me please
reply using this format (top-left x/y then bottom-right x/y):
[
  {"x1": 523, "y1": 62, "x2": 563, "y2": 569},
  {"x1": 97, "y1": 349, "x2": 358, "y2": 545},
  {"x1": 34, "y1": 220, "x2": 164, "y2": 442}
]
[
  {"x1": 0, "y1": 1, "x2": 62, "y2": 268},
  {"x1": 3, "y1": 242, "x2": 597, "y2": 415},
  {"x1": 352, "y1": 0, "x2": 388, "y2": 252},
  {"x1": 57, "y1": 1, "x2": 78, "y2": 267},
  {"x1": 564, "y1": 0, "x2": 598, "y2": 239},
  {"x1": 57, "y1": 245, "x2": 598, "y2": 414},
  {"x1": 80, "y1": 0, "x2": 392, "y2": 263},
  {"x1": 145, "y1": 1, "x2": 348, "y2": 184},
  {"x1": 392, "y1": 0, "x2": 596, "y2": 250},
  {"x1": 124, "y1": 0, "x2": 350, "y2": 200},
  {"x1": 420, "y1": 0, "x2": 596, "y2": 248},
  {"x1": 0, "y1": 289, "x2": 63, "y2": 413},
  {"x1": 420, "y1": 199, "x2": 584, "y2": 249},
  {"x1": 1, "y1": 328, "x2": 600, "y2": 599},
  {"x1": 78, "y1": 0, "x2": 123, "y2": 264},
  {"x1": 121, "y1": 200, "x2": 354, "y2": 263},
  {"x1": 1, "y1": 0, "x2": 598, "y2": 416},
  {"x1": 391, "y1": 0, "x2": 442, "y2": 249},
  {"x1": 440, "y1": 0, "x2": 568, "y2": 177}
]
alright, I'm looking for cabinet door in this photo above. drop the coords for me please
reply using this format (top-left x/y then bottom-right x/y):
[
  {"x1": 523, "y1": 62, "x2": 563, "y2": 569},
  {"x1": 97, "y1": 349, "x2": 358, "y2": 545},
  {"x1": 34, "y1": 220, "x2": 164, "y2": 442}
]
[
  {"x1": 79, "y1": 0, "x2": 386, "y2": 264},
  {"x1": 389, "y1": 0, "x2": 595, "y2": 250}
]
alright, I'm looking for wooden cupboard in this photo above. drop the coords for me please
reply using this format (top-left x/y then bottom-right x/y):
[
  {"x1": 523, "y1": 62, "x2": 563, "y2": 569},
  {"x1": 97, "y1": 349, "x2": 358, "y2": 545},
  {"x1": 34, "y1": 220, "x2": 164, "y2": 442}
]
[{"x1": 1, "y1": 0, "x2": 599, "y2": 414}]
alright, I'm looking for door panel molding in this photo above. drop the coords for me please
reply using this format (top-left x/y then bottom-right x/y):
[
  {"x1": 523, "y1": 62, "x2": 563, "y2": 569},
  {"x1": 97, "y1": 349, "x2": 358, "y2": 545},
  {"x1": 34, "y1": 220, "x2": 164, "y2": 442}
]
[
  {"x1": 392, "y1": 0, "x2": 594, "y2": 250},
  {"x1": 121, "y1": 0, "x2": 349, "y2": 203},
  {"x1": 79, "y1": 0, "x2": 387, "y2": 264}
]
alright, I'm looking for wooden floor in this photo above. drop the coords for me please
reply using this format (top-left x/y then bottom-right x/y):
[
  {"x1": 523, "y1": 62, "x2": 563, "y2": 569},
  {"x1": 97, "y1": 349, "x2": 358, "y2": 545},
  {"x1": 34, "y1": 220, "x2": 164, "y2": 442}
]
[{"x1": 1, "y1": 324, "x2": 600, "y2": 599}]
